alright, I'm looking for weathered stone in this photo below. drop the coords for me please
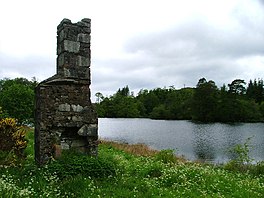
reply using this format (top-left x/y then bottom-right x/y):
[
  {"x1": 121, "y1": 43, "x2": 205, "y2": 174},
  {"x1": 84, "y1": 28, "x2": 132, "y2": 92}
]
[
  {"x1": 63, "y1": 40, "x2": 80, "y2": 53},
  {"x1": 77, "y1": 124, "x2": 98, "y2": 137},
  {"x1": 81, "y1": 18, "x2": 91, "y2": 25},
  {"x1": 72, "y1": 116, "x2": 82, "y2": 122},
  {"x1": 58, "y1": 103, "x2": 71, "y2": 112},
  {"x1": 77, "y1": 33, "x2": 90, "y2": 43},
  {"x1": 61, "y1": 141, "x2": 70, "y2": 150},
  {"x1": 60, "y1": 18, "x2": 72, "y2": 25},
  {"x1": 71, "y1": 139, "x2": 86, "y2": 147},
  {"x1": 63, "y1": 68, "x2": 71, "y2": 77},
  {"x1": 71, "y1": 104, "x2": 83, "y2": 112},
  {"x1": 77, "y1": 56, "x2": 90, "y2": 67},
  {"x1": 35, "y1": 18, "x2": 98, "y2": 165},
  {"x1": 59, "y1": 30, "x2": 65, "y2": 42}
]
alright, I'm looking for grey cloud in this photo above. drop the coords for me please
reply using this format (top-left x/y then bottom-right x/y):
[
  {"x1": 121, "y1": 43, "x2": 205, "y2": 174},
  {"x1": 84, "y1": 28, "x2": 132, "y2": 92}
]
[
  {"x1": 112, "y1": 13, "x2": 264, "y2": 92},
  {"x1": 125, "y1": 18, "x2": 264, "y2": 60},
  {"x1": 92, "y1": 58, "x2": 159, "y2": 93},
  {"x1": 256, "y1": 0, "x2": 264, "y2": 7},
  {"x1": 0, "y1": 53, "x2": 56, "y2": 81}
]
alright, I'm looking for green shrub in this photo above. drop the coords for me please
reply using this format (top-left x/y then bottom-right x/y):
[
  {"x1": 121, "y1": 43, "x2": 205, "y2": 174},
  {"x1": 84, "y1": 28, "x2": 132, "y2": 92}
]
[
  {"x1": 0, "y1": 118, "x2": 27, "y2": 159},
  {"x1": 155, "y1": 149, "x2": 176, "y2": 164},
  {"x1": 48, "y1": 149, "x2": 117, "y2": 179},
  {"x1": 139, "y1": 161, "x2": 163, "y2": 178},
  {"x1": 250, "y1": 161, "x2": 264, "y2": 175},
  {"x1": 0, "y1": 106, "x2": 3, "y2": 118},
  {"x1": 225, "y1": 137, "x2": 253, "y2": 172},
  {"x1": 0, "y1": 150, "x2": 19, "y2": 166}
]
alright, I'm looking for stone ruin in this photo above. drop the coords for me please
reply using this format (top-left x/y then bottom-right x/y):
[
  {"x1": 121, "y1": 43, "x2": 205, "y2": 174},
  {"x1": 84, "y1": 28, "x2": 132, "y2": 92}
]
[{"x1": 35, "y1": 18, "x2": 98, "y2": 165}]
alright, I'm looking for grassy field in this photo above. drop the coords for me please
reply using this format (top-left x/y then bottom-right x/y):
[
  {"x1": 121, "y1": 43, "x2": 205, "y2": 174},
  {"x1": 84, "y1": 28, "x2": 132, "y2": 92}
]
[{"x1": 0, "y1": 130, "x2": 264, "y2": 197}]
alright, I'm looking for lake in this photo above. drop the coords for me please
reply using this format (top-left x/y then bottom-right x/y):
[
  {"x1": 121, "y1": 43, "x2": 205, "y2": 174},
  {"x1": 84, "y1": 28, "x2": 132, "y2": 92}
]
[{"x1": 98, "y1": 118, "x2": 264, "y2": 163}]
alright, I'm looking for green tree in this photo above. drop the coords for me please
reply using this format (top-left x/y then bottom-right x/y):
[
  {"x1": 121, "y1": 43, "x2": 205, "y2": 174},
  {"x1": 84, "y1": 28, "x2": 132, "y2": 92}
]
[
  {"x1": 96, "y1": 86, "x2": 140, "y2": 118},
  {"x1": 246, "y1": 79, "x2": 264, "y2": 104},
  {"x1": 0, "y1": 77, "x2": 37, "y2": 91},
  {"x1": 239, "y1": 99, "x2": 261, "y2": 122},
  {"x1": 0, "y1": 78, "x2": 36, "y2": 124},
  {"x1": 150, "y1": 104, "x2": 171, "y2": 119},
  {"x1": 191, "y1": 78, "x2": 218, "y2": 122},
  {"x1": 117, "y1": 85, "x2": 130, "y2": 97},
  {"x1": 137, "y1": 90, "x2": 159, "y2": 115},
  {"x1": 217, "y1": 79, "x2": 262, "y2": 122},
  {"x1": 228, "y1": 79, "x2": 246, "y2": 95},
  {"x1": 217, "y1": 84, "x2": 239, "y2": 122},
  {"x1": 165, "y1": 88, "x2": 194, "y2": 119},
  {"x1": 259, "y1": 102, "x2": 264, "y2": 120},
  {"x1": 115, "y1": 96, "x2": 140, "y2": 118}
]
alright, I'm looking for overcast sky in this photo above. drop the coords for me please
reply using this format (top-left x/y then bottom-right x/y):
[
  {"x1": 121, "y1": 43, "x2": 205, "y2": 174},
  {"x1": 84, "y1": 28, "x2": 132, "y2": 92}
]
[{"x1": 0, "y1": 0, "x2": 264, "y2": 100}]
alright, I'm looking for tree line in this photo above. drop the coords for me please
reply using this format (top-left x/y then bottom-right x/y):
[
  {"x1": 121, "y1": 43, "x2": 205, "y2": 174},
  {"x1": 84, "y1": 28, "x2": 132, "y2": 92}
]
[
  {"x1": 0, "y1": 77, "x2": 263, "y2": 124},
  {"x1": 96, "y1": 78, "x2": 264, "y2": 122}
]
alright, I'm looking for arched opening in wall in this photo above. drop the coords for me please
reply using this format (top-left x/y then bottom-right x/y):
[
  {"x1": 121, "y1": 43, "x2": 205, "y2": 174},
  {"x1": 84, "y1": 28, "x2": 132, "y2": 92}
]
[{"x1": 60, "y1": 127, "x2": 88, "y2": 151}]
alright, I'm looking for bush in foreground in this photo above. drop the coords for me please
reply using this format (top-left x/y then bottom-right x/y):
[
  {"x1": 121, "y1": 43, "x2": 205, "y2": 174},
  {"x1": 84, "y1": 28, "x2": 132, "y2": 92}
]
[
  {"x1": 0, "y1": 118, "x2": 27, "y2": 166},
  {"x1": 48, "y1": 149, "x2": 118, "y2": 179}
]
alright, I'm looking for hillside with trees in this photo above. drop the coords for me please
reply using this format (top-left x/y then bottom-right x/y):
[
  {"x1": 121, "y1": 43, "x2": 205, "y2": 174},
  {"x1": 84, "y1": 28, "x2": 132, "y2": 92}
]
[{"x1": 96, "y1": 78, "x2": 264, "y2": 122}]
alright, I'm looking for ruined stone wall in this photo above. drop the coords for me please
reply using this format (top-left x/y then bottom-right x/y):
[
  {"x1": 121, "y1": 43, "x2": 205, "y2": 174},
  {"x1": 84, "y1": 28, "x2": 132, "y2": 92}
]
[{"x1": 35, "y1": 19, "x2": 98, "y2": 165}]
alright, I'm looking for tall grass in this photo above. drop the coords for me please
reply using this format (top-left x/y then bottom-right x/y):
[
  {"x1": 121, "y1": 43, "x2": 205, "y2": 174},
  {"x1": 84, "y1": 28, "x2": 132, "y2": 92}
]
[
  {"x1": 100, "y1": 140, "x2": 159, "y2": 156},
  {"x1": 0, "y1": 130, "x2": 264, "y2": 197}
]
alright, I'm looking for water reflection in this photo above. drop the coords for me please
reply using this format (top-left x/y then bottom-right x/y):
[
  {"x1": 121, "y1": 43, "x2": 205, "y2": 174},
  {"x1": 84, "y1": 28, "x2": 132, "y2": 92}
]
[
  {"x1": 189, "y1": 122, "x2": 260, "y2": 163},
  {"x1": 222, "y1": 125, "x2": 244, "y2": 162},
  {"x1": 99, "y1": 118, "x2": 264, "y2": 163},
  {"x1": 191, "y1": 124, "x2": 216, "y2": 162}
]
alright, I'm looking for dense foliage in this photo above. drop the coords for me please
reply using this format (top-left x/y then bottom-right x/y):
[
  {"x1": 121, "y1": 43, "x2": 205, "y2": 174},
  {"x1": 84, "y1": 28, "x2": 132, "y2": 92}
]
[
  {"x1": 0, "y1": 118, "x2": 27, "y2": 166},
  {"x1": 0, "y1": 78, "x2": 37, "y2": 124},
  {"x1": 96, "y1": 78, "x2": 264, "y2": 122},
  {"x1": 0, "y1": 118, "x2": 27, "y2": 153},
  {"x1": 48, "y1": 149, "x2": 117, "y2": 179}
]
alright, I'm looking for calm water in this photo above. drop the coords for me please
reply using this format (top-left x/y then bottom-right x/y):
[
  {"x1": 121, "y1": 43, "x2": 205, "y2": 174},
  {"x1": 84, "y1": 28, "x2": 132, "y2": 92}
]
[{"x1": 98, "y1": 118, "x2": 264, "y2": 163}]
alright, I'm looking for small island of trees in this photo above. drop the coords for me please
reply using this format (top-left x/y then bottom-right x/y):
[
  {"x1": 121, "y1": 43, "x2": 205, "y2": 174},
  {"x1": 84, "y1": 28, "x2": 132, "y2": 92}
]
[{"x1": 96, "y1": 78, "x2": 264, "y2": 123}]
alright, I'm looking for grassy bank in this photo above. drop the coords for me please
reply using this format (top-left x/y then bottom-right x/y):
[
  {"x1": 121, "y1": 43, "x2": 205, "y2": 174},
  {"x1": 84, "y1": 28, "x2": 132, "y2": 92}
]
[{"x1": 1, "y1": 130, "x2": 264, "y2": 197}]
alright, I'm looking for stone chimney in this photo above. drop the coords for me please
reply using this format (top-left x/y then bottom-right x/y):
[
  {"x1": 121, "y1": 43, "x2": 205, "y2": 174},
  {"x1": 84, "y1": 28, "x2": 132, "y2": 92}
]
[
  {"x1": 34, "y1": 18, "x2": 98, "y2": 165},
  {"x1": 57, "y1": 18, "x2": 91, "y2": 79}
]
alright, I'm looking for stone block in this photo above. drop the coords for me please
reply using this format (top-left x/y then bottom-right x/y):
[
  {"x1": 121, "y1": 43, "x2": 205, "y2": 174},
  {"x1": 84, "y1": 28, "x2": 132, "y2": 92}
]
[
  {"x1": 71, "y1": 139, "x2": 86, "y2": 147},
  {"x1": 58, "y1": 103, "x2": 71, "y2": 112},
  {"x1": 58, "y1": 53, "x2": 78, "y2": 68},
  {"x1": 58, "y1": 29, "x2": 65, "y2": 42},
  {"x1": 72, "y1": 116, "x2": 82, "y2": 122},
  {"x1": 61, "y1": 141, "x2": 70, "y2": 150},
  {"x1": 63, "y1": 68, "x2": 71, "y2": 77},
  {"x1": 71, "y1": 104, "x2": 84, "y2": 112},
  {"x1": 77, "y1": 33, "x2": 90, "y2": 43},
  {"x1": 81, "y1": 18, "x2": 91, "y2": 26},
  {"x1": 77, "y1": 56, "x2": 90, "y2": 67},
  {"x1": 78, "y1": 124, "x2": 98, "y2": 137},
  {"x1": 63, "y1": 40, "x2": 80, "y2": 53}
]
